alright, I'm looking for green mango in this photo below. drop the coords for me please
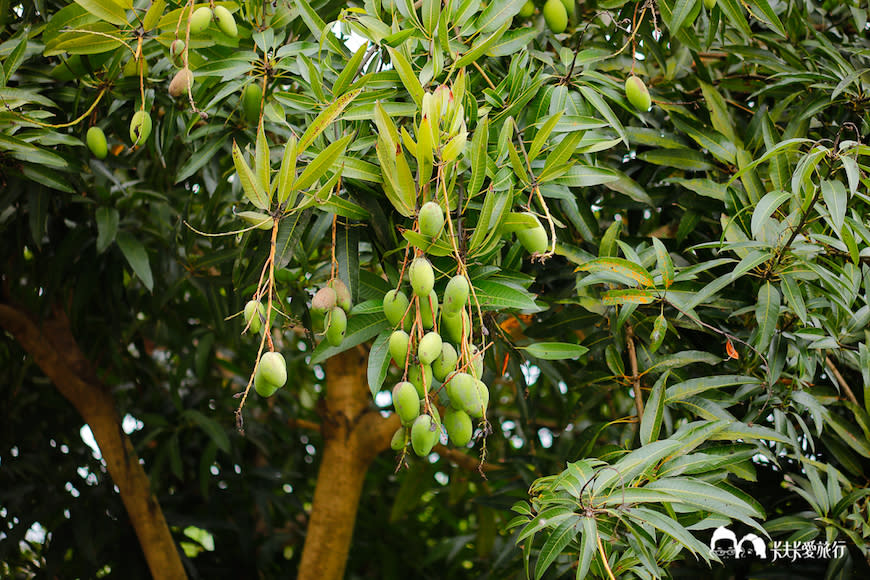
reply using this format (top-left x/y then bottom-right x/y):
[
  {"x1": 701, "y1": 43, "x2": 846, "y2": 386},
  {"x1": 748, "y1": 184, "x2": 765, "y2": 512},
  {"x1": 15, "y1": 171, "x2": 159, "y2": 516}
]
[
  {"x1": 442, "y1": 275, "x2": 469, "y2": 316},
  {"x1": 432, "y1": 342, "x2": 458, "y2": 382},
  {"x1": 325, "y1": 307, "x2": 347, "y2": 346},
  {"x1": 625, "y1": 75, "x2": 651, "y2": 112},
  {"x1": 409, "y1": 257, "x2": 435, "y2": 297},
  {"x1": 328, "y1": 278, "x2": 352, "y2": 312},
  {"x1": 254, "y1": 370, "x2": 279, "y2": 397},
  {"x1": 189, "y1": 6, "x2": 212, "y2": 34},
  {"x1": 543, "y1": 0, "x2": 568, "y2": 34},
  {"x1": 418, "y1": 332, "x2": 443, "y2": 365},
  {"x1": 241, "y1": 82, "x2": 262, "y2": 125},
  {"x1": 408, "y1": 363, "x2": 433, "y2": 398},
  {"x1": 445, "y1": 372, "x2": 477, "y2": 411},
  {"x1": 419, "y1": 290, "x2": 439, "y2": 330},
  {"x1": 392, "y1": 381, "x2": 420, "y2": 425},
  {"x1": 444, "y1": 409, "x2": 473, "y2": 446},
  {"x1": 441, "y1": 309, "x2": 469, "y2": 344},
  {"x1": 411, "y1": 414, "x2": 439, "y2": 457},
  {"x1": 258, "y1": 352, "x2": 287, "y2": 388},
  {"x1": 383, "y1": 289, "x2": 411, "y2": 331},
  {"x1": 418, "y1": 201, "x2": 444, "y2": 238},
  {"x1": 390, "y1": 427, "x2": 407, "y2": 450},
  {"x1": 244, "y1": 300, "x2": 266, "y2": 334},
  {"x1": 129, "y1": 110, "x2": 152, "y2": 146},
  {"x1": 86, "y1": 126, "x2": 108, "y2": 160},
  {"x1": 389, "y1": 330, "x2": 411, "y2": 367},
  {"x1": 213, "y1": 5, "x2": 237, "y2": 37}
]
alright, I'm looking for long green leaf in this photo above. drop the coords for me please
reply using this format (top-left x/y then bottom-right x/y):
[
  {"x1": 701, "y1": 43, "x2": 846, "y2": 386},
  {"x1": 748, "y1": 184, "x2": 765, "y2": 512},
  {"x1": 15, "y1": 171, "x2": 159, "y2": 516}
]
[
  {"x1": 292, "y1": 135, "x2": 353, "y2": 192},
  {"x1": 116, "y1": 232, "x2": 154, "y2": 291},
  {"x1": 233, "y1": 141, "x2": 269, "y2": 210},
  {"x1": 297, "y1": 89, "x2": 361, "y2": 153}
]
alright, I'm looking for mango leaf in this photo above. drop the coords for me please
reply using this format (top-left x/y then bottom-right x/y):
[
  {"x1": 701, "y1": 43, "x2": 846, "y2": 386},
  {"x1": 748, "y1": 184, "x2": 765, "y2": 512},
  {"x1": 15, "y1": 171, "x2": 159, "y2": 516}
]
[
  {"x1": 520, "y1": 342, "x2": 589, "y2": 360},
  {"x1": 820, "y1": 179, "x2": 847, "y2": 233},
  {"x1": 602, "y1": 289, "x2": 657, "y2": 305},
  {"x1": 454, "y1": 20, "x2": 512, "y2": 69},
  {"x1": 652, "y1": 237, "x2": 674, "y2": 288},
  {"x1": 74, "y1": 0, "x2": 128, "y2": 25},
  {"x1": 473, "y1": 279, "x2": 539, "y2": 311},
  {"x1": 232, "y1": 141, "x2": 269, "y2": 210},
  {"x1": 665, "y1": 375, "x2": 762, "y2": 403},
  {"x1": 534, "y1": 516, "x2": 579, "y2": 580},
  {"x1": 292, "y1": 135, "x2": 353, "y2": 192},
  {"x1": 751, "y1": 190, "x2": 790, "y2": 239},
  {"x1": 297, "y1": 89, "x2": 361, "y2": 153},
  {"x1": 577, "y1": 257, "x2": 655, "y2": 287},
  {"x1": 402, "y1": 231, "x2": 454, "y2": 257},
  {"x1": 640, "y1": 373, "x2": 668, "y2": 445},
  {"x1": 116, "y1": 232, "x2": 153, "y2": 291},
  {"x1": 755, "y1": 281, "x2": 780, "y2": 348},
  {"x1": 386, "y1": 47, "x2": 423, "y2": 106},
  {"x1": 95, "y1": 207, "x2": 118, "y2": 254},
  {"x1": 181, "y1": 409, "x2": 230, "y2": 453}
]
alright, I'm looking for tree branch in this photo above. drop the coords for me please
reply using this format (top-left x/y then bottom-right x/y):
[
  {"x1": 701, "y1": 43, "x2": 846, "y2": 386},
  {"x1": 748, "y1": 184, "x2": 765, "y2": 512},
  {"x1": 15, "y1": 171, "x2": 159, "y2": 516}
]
[
  {"x1": 825, "y1": 354, "x2": 859, "y2": 406},
  {"x1": 625, "y1": 325, "x2": 643, "y2": 421},
  {"x1": 0, "y1": 303, "x2": 187, "y2": 580}
]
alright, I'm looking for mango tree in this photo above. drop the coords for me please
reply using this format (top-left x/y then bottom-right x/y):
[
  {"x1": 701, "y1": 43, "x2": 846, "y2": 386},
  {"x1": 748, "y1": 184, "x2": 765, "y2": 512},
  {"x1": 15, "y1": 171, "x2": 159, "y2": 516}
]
[{"x1": 1, "y1": 0, "x2": 869, "y2": 578}]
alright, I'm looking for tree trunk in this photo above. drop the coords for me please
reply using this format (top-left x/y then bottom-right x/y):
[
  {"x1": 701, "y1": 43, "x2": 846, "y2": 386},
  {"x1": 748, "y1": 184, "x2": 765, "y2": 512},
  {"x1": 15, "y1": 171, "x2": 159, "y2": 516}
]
[
  {"x1": 0, "y1": 303, "x2": 188, "y2": 580},
  {"x1": 297, "y1": 348, "x2": 399, "y2": 580}
]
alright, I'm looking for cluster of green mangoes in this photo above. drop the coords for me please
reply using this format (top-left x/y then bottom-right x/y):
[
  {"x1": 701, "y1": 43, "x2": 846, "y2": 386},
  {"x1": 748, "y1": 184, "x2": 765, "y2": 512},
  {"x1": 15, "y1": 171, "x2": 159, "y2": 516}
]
[
  {"x1": 384, "y1": 202, "x2": 490, "y2": 458},
  {"x1": 241, "y1": 300, "x2": 288, "y2": 397},
  {"x1": 310, "y1": 279, "x2": 351, "y2": 347}
]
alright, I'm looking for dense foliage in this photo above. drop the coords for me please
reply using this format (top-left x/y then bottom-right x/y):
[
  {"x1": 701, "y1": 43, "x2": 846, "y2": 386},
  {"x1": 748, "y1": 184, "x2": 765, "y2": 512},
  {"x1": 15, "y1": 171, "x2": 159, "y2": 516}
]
[{"x1": 2, "y1": 0, "x2": 870, "y2": 578}]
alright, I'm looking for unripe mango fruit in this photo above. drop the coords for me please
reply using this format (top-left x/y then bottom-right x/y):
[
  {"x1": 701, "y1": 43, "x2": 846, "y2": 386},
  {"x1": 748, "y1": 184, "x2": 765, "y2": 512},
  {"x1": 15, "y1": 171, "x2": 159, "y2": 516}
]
[
  {"x1": 325, "y1": 307, "x2": 347, "y2": 346},
  {"x1": 170, "y1": 40, "x2": 186, "y2": 66},
  {"x1": 389, "y1": 330, "x2": 411, "y2": 367},
  {"x1": 123, "y1": 56, "x2": 147, "y2": 78},
  {"x1": 189, "y1": 6, "x2": 212, "y2": 34},
  {"x1": 650, "y1": 314, "x2": 667, "y2": 353},
  {"x1": 408, "y1": 363, "x2": 433, "y2": 398},
  {"x1": 519, "y1": 0, "x2": 535, "y2": 18},
  {"x1": 469, "y1": 379, "x2": 489, "y2": 418},
  {"x1": 409, "y1": 257, "x2": 435, "y2": 297},
  {"x1": 469, "y1": 344, "x2": 484, "y2": 378},
  {"x1": 418, "y1": 332, "x2": 443, "y2": 365},
  {"x1": 432, "y1": 342, "x2": 458, "y2": 382},
  {"x1": 258, "y1": 351, "x2": 287, "y2": 388},
  {"x1": 311, "y1": 287, "x2": 337, "y2": 314},
  {"x1": 383, "y1": 289, "x2": 411, "y2": 331},
  {"x1": 444, "y1": 409, "x2": 473, "y2": 446},
  {"x1": 419, "y1": 290, "x2": 438, "y2": 330},
  {"x1": 441, "y1": 309, "x2": 469, "y2": 344},
  {"x1": 517, "y1": 213, "x2": 548, "y2": 254},
  {"x1": 560, "y1": 0, "x2": 575, "y2": 18},
  {"x1": 625, "y1": 75, "x2": 651, "y2": 112},
  {"x1": 411, "y1": 414, "x2": 439, "y2": 457},
  {"x1": 328, "y1": 278, "x2": 352, "y2": 312},
  {"x1": 213, "y1": 5, "x2": 238, "y2": 38},
  {"x1": 392, "y1": 381, "x2": 420, "y2": 425},
  {"x1": 390, "y1": 427, "x2": 407, "y2": 450},
  {"x1": 442, "y1": 275, "x2": 469, "y2": 315},
  {"x1": 543, "y1": 0, "x2": 568, "y2": 34},
  {"x1": 446, "y1": 372, "x2": 476, "y2": 411},
  {"x1": 241, "y1": 82, "x2": 262, "y2": 125},
  {"x1": 244, "y1": 300, "x2": 266, "y2": 334},
  {"x1": 129, "y1": 110, "x2": 152, "y2": 146},
  {"x1": 254, "y1": 369, "x2": 279, "y2": 397},
  {"x1": 418, "y1": 201, "x2": 444, "y2": 238},
  {"x1": 86, "y1": 126, "x2": 108, "y2": 159},
  {"x1": 169, "y1": 67, "x2": 192, "y2": 98}
]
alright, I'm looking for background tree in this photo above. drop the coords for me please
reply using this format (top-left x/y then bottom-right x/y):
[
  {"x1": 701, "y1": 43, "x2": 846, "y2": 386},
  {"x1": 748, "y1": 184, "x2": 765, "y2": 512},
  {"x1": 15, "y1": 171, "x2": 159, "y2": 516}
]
[{"x1": 2, "y1": 0, "x2": 869, "y2": 579}]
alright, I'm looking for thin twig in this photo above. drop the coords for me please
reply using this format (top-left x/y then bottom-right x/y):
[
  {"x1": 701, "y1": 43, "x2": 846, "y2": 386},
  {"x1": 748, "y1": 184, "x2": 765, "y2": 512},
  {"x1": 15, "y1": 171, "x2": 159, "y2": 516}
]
[
  {"x1": 625, "y1": 325, "x2": 643, "y2": 421},
  {"x1": 825, "y1": 355, "x2": 859, "y2": 406}
]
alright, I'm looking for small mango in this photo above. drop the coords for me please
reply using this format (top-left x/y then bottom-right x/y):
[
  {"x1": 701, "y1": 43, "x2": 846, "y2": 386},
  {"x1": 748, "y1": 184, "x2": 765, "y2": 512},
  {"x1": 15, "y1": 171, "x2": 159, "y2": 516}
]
[
  {"x1": 254, "y1": 369, "x2": 279, "y2": 397},
  {"x1": 411, "y1": 414, "x2": 439, "y2": 457},
  {"x1": 241, "y1": 82, "x2": 262, "y2": 125},
  {"x1": 389, "y1": 330, "x2": 411, "y2": 367},
  {"x1": 86, "y1": 126, "x2": 108, "y2": 160},
  {"x1": 213, "y1": 5, "x2": 238, "y2": 38},
  {"x1": 258, "y1": 352, "x2": 287, "y2": 388},
  {"x1": 442, "y1": 275, "x2": 469, "y2": 316},
  {"x1": 419, "y1": 290, "x2": 439, "y2": 330},
  {"x1": 418, "y1": 201, "x2": 444, "y2": 238},
  {"x1": 392, "y1": 381, "x2": 420, "y2": 425},
  {"x1": 408, "y1": 363, "x2": 433, "y2": 398},
  {"x1": 516, "y1": 213, "x2": 548, "y2": 254},
  {"x1": 383, "y1": 289, "x2": 411, "y2": 331},
  {"x1": 625, "y1": 75, "x2": 652, "y2": 112},
  {"x1": 444, "y1": 409, "x2": 473, "y2": 446},
  {"x1": 519, "y1": 0, "x2": 535, "y2": 18},
  {"x1": 168, "y1": 67, "x2": 193, "y2": 98},
  {"x1": 418, "y1": 332, "x2": 443, "y2": 366},
  {"x1": 390, "y1": 427, "x2": 407, "y2": 451},
  {"x1": 325, "y1": 306, "x2": 347, "y2": 346},
  {"x1": 543, "y1": 0, "x2": 568, "y2": 34},
  {"x1": 129, "y1": 110, "x2": 152, "y2": 146},
  {"x1": 328, "y1": 278, "x2": 352, "y2": 312},
  {"x1": 170, "y1": 40, "x2": 186, "y2": 67},
  {"x1": 409, "y1": 257, "x2": 435, "y2": 298},
  {"x1": 244, "y1": 300, "x2": 266, "y2": 334},
  {"x1": 189, "y1": 6, "x2": 212, "y2": 34},
  {"x1": 311, "y1": 287, "x2": 338, "y2": 315},
  {"x1": 432, "y1": 342, "x2": 458, "y2": 382}
]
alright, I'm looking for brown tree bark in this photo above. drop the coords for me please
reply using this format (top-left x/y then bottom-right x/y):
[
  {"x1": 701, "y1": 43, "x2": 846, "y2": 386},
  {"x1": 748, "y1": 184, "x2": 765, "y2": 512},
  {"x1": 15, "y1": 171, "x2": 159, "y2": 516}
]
[
  {"x1": 0, "y1": 303, "x2": 188, "y2": 580},
  {"x1": 297, "y1": 347, "x2": 399, "y2": 580}
]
